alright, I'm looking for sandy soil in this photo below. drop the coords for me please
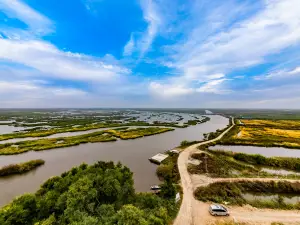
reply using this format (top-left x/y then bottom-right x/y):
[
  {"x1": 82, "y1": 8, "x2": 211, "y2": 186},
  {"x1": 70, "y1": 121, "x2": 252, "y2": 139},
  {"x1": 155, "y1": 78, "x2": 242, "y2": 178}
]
[{"x1": 173, "y1": 118, "x2": 300, "y2": 225}]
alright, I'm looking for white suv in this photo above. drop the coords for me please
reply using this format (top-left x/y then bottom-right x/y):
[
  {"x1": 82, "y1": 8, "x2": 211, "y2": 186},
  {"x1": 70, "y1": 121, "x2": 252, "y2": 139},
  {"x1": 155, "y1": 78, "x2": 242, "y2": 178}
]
[{"x1": 209, "y1": 204, "x2": 230, "y2": 216}]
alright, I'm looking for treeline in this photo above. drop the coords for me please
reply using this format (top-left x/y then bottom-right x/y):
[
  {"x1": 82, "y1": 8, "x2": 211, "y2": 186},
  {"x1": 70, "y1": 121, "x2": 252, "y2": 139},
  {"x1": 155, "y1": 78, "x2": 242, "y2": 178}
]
[
  {"x1": 0, "y1": 159, "x2": 45, "y2": 176},
  {"x1": 210, "y1": 150, "x2": 300, "y2": 172},
  {"x1": 0, "y1": 161, "x2": 178, "y2": 225}
]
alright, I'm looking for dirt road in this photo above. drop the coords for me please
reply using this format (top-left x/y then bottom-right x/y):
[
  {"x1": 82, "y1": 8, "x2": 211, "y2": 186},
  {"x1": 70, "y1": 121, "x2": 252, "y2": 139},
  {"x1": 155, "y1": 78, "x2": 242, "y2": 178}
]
[{"x1": 173, "y1": 118, "x2": 300, "y2": 225}]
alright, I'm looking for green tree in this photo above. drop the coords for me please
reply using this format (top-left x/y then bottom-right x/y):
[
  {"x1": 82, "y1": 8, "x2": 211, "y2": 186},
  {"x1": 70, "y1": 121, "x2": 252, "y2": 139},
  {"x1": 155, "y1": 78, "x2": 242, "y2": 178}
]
[
  {"x1": 114, "y1": 205, "x2": 148, "y2": 225},
  {"x1": 159, "y1": 179, "x2": 176, "y2": 199}
]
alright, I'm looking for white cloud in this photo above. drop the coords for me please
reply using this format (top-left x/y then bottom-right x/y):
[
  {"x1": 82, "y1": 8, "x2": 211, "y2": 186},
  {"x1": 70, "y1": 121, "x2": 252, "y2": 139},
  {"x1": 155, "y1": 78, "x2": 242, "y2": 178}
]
[
  {"x1": 149, "y1": 81, "x2": 193, "y2": 98},
  {"x1": 196, "y1": 79, "x2": 230, "y2": 94},
  {"x1": 0, "y1": 0, "x2": 53, "y2": 35},
  {"x1": 0, "y1": 0, "x2": 129, "y2": 82},
  {"x1": 138, "y1": 0, "x2": 161, "y2": 56},
  {"x1": 0, "y1": 80, "x2": 86, "y2": 95},
  {"x1": 0, "y1": 80, "x2": 88, "y2": 107},
  {"x1": 255, "y1": 66, "x2": 300, "y2": 80},
  {"x1": 151, "y1": 0, "x2": 300, "y2": 100},
  {"x1": 289, "y1": 67, "x2": 300, "y2": 75},
  {"x1": 176, "y1": 0, "x2": 300, "y2": 76},
  {"x1": 0, "y1": 38, "x2": 129, "y2": 82}
]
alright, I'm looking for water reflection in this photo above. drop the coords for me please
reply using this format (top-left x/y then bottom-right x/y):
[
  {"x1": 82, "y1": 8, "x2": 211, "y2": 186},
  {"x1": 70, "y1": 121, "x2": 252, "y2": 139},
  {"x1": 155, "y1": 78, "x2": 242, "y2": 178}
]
[{"x1": 242, "y1": 193, "x2": 300, "y2": 205}]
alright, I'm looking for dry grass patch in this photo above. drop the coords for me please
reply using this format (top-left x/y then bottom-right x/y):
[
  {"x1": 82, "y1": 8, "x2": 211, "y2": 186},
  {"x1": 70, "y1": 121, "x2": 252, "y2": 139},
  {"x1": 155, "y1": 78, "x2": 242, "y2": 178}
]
[
  {"x1": 221, "y1": 126, "x2": 300, "y2": 149},
  {"x1": 264, "y1": 128, "x2": 300, "y2": 138}
]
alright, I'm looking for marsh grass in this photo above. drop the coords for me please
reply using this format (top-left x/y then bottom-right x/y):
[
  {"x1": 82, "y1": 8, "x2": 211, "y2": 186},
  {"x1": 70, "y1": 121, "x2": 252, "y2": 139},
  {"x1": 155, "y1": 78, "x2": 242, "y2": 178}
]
[
  {"x1": 219, "y1": 124, "x2": 300, "y2": 149},
  {"x1": 210, "y1": 150, "x2": 300, "y2": 172},
  {"x1": 105, "y1": 127, "x2": 174, "y2": 140},
  {"x1": 188, "y1": 152, "x2": 259, "y2": 178}
]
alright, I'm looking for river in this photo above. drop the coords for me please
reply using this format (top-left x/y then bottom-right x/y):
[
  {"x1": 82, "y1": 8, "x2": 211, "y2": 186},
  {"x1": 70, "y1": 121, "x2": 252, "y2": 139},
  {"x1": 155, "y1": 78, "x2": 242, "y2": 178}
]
[{"x1": 0, "y1": 115, "x2": 228, "y2": 207}]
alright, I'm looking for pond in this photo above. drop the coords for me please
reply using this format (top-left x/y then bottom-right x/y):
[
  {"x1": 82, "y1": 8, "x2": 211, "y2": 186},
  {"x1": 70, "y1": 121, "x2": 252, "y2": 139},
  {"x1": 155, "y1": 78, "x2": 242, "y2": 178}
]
[
  {"x1": 209, "y1": 145, "x2": 300, "y2": 158},
  {"x1": 242, "y1": 193, "x2": 300, "y2": 205},
  {"x1": 0, "y1": 115, "x2": 229, "y2": 207},
  {"x1": 0, "y1": 125, "x2": 26, "y2": 135}
]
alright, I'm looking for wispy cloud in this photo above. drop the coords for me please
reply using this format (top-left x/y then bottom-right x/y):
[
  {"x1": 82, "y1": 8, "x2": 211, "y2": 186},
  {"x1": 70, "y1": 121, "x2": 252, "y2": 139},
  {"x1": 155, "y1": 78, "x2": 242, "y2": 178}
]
[
  {"x1": 196, "y1": 79, "x2": 231, "y2": 94},
  {"x1": 0, "y1": 39, "x2": 129, "y2": 81},
  {"x1": 123, "y1": 0, "x2": 161, "y2": 58},
  {"x1": 0, "y1": 0, "x2": 53, "y2": 35},
  {"x1": 149, "y1": 0, "x2": 300, "y2": 99},
  {"x1": 255, "y1": 66, "x2": 300, "y2": 80},
  {"x1": 123, "y1": 34, "x2": 135, "y2": 56}
]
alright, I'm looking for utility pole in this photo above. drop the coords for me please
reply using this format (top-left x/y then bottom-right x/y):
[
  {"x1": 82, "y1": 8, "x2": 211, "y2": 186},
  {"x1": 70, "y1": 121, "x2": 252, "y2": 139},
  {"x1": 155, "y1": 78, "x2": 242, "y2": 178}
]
[{"x1": 204, "y1": 154, "x2": 208, "y2": 173}]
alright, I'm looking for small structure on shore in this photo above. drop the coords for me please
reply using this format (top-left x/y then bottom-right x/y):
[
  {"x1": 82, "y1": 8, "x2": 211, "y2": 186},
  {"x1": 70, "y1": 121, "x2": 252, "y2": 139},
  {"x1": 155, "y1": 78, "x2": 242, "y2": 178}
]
[
  {"x1": 149, "y1": 153, "x2": 169, "y2": 164},
  {"x1": 169, "y1": 149, "x2": 180, "y2": 154}
]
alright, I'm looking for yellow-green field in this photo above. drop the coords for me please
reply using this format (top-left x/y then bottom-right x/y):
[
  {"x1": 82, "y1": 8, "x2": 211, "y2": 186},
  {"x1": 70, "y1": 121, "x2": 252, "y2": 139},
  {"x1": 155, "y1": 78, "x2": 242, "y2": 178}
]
[
  {"x1": 240, "y1": 119, "x2": 300, "y2": 129},
  {"x1": 221, "y1": 119, "x2": 300, "y2": 148}
]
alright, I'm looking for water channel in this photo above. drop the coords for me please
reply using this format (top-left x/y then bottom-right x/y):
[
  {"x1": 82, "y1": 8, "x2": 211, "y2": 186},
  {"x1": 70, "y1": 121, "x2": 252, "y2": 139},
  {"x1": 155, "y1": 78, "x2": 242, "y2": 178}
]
[{"x1": 0, "y1": 115, "x2": 229, "y2": 206}]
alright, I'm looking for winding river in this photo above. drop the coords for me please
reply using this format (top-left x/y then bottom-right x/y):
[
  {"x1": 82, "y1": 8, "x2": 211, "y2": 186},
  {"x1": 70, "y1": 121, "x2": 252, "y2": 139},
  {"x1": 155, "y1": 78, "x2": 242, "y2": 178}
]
[{"x1": 0, "y1": 115, "x2": 228, "y2": 206}]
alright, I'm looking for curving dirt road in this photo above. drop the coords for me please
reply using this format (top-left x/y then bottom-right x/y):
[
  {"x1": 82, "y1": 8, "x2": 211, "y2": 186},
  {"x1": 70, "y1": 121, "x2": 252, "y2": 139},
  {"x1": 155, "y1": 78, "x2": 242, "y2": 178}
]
[{"x1": 173, "y1": 118, "x2": 300, "y2": 225}]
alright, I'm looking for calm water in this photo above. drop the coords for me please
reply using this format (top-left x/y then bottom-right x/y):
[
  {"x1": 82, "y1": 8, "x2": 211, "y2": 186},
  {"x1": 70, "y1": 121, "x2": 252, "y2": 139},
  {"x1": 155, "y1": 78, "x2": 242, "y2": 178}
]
[
  {"x1": 242, "y1": 193, "x2": 300, "y2": 204},
  {"x1": 0, "y1": 125, "x2": 25, "y2": 135},
  {"x1": 210, "y1": 145, "x2": 300, "y2": 158},
  {"x1": 0, "y1": 115, "x2": 228, "y2": 206}
]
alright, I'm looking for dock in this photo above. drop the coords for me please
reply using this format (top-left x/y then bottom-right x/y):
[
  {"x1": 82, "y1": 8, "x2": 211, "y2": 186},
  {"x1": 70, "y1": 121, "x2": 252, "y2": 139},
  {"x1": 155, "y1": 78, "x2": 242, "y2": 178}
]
[{"x1": 149, "y1": 153, "x2": 169, "y2": 164}]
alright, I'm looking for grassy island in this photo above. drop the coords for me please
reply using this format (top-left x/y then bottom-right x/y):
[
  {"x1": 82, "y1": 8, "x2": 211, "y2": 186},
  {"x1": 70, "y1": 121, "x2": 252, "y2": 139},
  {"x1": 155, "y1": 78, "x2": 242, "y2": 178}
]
[
  {"x1": 0, "y1": 159, "x2": 45, "y2": 176},
  {"x1": 0, "y1": 127, "x2": 174, "y2": 155}
]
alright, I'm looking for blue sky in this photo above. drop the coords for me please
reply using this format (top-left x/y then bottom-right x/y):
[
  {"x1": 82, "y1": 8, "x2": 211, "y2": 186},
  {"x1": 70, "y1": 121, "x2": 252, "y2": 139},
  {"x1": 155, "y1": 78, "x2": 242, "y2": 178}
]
[{"x1": 1, "y1": 0, "x2": 300, "y2": 108}]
